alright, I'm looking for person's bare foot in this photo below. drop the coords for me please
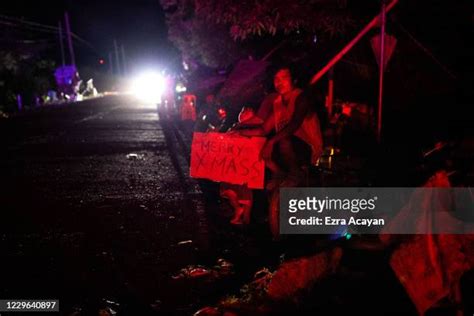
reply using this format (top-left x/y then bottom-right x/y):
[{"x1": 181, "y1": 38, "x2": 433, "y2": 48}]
[{"x1": 230, "y1": 218, "x2": 244, "y2": 225}]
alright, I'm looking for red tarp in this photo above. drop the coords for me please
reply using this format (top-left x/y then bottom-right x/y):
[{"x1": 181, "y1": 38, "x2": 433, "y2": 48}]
[{"x1": 384, "y1": 172, "x2": 474, "y2": 315}]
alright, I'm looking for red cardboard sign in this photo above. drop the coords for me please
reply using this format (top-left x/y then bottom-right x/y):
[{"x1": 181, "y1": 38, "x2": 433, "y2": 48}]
[{"x1": 190, "y1": 132, "x2": 266, "y2": 189}]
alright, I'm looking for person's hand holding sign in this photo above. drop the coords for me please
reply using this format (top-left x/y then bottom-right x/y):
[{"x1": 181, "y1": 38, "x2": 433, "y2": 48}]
[{"x1": 226, "y1": 127, "x2": 240, "y2": 136}]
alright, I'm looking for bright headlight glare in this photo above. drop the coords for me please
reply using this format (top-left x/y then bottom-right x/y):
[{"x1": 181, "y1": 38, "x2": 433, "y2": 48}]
[{"x1": 131, "y1": 71, "x2": 165, "y2": 103}]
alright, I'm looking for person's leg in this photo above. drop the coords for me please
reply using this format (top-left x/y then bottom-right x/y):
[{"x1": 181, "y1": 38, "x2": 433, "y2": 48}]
[
  {"x1": 241, "y1": 203, "x2": 252, "y2": 224},
  {"x1": 265, "y1": 158, "x2": 283, "y2": 174},
  {"x1": 221, "y1": 186, "x2": 244, "y2": 224},
  {"x1": 277, "y1": 136, "x2": 311, "y2": 186},
  {"x1": 260, "y1": 142, "x2": 284, "y2": 174},
  {"x1": 277, "y1": 136, "x2": 301, "y2": 175},
  {"x1": 230, "y1": 207, "x2": 244, "y2": 225},
  {"x1": 264, "y1": 139, "x2": 287, "y2": 191},
  {"x1": 239, "y1": 193, "x2": 253, "y2": 225},
  {"x1": 234, "y1": 186, "x2": 253, "y2": 225},
  {"x1": 266, "y1": 136, "x2": 309, "y2": 190}
]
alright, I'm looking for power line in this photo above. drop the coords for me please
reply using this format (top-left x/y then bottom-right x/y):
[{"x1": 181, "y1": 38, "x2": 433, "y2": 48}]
[
  {"x1": 0, "y1": 14, "x2": 58, "y2": 31},
  {"x1": 395, "y1": 20, "x2": 458, "y2": 80},
  {"x1": 0, "y1": 19, "x2": 60, "y2": 35},
  {"x1": 0, "y1": 38, "x2": 54, "y2": 44},
  {"x1": 0, "y1": 14, "x2": 98, "y2": 53}
]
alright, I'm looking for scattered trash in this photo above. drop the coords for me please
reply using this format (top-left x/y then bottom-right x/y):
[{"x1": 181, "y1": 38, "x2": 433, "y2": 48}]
[
  {"x1": 193, "y1": 306, "x2": 220, "y2": 316},
  {"x1": 172, "y1": 266, "x2": 211, "y2": 280},
  {"x1": 100, "y1": 299, "x2": 119, "y2": 316},
  {"x1": 193, "y1": 306, "x2": 222, "y2": 316},
  {"x1": 126, "y1": 153, "x2": 145, "y2": 160},
  {"x1": 253, "y1": 268, "x2": 272, "y2": 280},
  {"x1": 189, "y1": 267, "x2": 212, "y2": 278},
  {"x1": 150, "y1": 299, "x2": 162, "y2": 312},
  {"x1": 266, "y1": 247, "x2": 343, "y2": 302},
  {"x1": 177, "y1": 240, "x2": 193, "y2": 245},
  {"x1": 217, "y1": 258, "x2": 232, "y2": 269},
  {"x1": 98, "y1": 308, "x2": 112, "y2": 316},
  {"x1": 0, "y1": 111, "x2": 9, "y2": 119},
  {"x1": 215, "y1": 258, "x2": 234, "y2": 277},
  {"x1": 172, "y1": 259, "x2": 235, "y2": 281},
  {"x1": 204, "y1": 249, "x2": 343, "y2": 315},
  {"x1": 169, "y1": 216, "x2": 176, "y2": 219},
  {"x1": 223, "y1": 268, "x2": 272, "y2": 307}
]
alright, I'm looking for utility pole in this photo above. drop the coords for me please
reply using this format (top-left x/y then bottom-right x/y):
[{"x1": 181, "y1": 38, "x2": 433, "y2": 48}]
[
  {"x1": 114, "y1": 39, "x2": 121, "y2": 76},
  {"x1": 327, "y1": 68, "x2": 334, "y2": 117},
  {"x1": 58, "y1": 21, "x2": 65, "y2": 66},
  {"x1": 377, "y1": 0, "x2": 386, "y2": 144},
  {"x1": 309, "y1": 0, "x2": 398, "y2": 85},
  {"x1": 108, "y1": 52, "x2": 114, "y2": 75},
  {"x1": 64, "y1": 12, "x2": 75, "y2": 66},
  {"x1": 17, "y1": 94, "x2": 22, "y2": 111},
  {"x1": 121, "y1": 44, "x2": 127, "y2": 75}
]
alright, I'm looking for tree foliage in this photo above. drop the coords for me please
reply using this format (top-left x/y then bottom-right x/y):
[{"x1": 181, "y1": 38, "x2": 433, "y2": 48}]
[
  {"x1": 0, "y1": 51, "x2": 55, "y2": 112},
  {"x1": 160, "y1": 0, "x2": 356, "y2": 69},
  {"x1": 195, "y1": 0, "x2": 355, "y2": 40},
  {"x1": 160, "y1": 0, "x2": 244, "y2": 69}
]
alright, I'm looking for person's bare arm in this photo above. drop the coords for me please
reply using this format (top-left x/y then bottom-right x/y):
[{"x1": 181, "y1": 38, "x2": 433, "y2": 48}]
[
  {"x1": 238, "y1": 112, "x2": 275, "y2": 136},
  {"x1": 259, "y1": 93, "x2": 312, "y2": 161},
  {"x1": 269, "y1": 93, "x2": 310, "y2": 144}
]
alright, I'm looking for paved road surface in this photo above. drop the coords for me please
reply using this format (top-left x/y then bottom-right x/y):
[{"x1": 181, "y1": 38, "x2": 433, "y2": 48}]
[
  {"x1": 0, "y1": 96, "x2": 430, "y2": 316},
  {"x1": 0, "y1": 96, "x2": 275, "y2": 315}
]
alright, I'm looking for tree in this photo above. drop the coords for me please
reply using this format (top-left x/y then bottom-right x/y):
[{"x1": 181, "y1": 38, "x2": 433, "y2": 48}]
[
  {"x1": 160, "y1": 0, "x2": 244, "y2": 69},
  {"x1": 195, "y1": 0, "x2": 355, "y2": 40},
  {"x1": 0, "y1": 50, "x2": 56, "y2": 112},
  {"x1": 0, "y1": 22, "x2": 57, "y2": 112},
  {"x1": 160, "y1": 0, "x2": 361, "y2": 71}
]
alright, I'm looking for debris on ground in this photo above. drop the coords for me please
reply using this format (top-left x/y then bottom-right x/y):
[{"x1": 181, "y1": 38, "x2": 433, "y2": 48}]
[
  {"x1": 98, "y1": 308, "x2": 112, "y2": 316},
  {"x1": 266, "y1": 247, "x2": 343, "y2": 302},
  {"x1": 126, "y1": 153, "x2": 145, "y2": 160},
  {"x1": 172, "y1": 258, "x2": 235, "y2": 281},
  {"x1": 150, "y1": 299, "x2": 162, "y2": 312},
  {"x1": 193, "y1": 306, "x2": 221, "y2": 316},
  {"x1": 177, "y1": 239, "x2": 193, "y2": 245},
  {"x1": 100, "y1": 299, "x2": 119, "y2": 315},
  {"x1": 195, "y1": 248, "x2": 343, "y2": 315},
  {"x1": 172, "y1": 266, "x2": 212, "y2": 280}
]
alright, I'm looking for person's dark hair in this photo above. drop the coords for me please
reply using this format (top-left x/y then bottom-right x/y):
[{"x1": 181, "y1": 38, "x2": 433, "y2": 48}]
[{"x1": 269, "y1": 62, "x2": 300, "y2": 86}]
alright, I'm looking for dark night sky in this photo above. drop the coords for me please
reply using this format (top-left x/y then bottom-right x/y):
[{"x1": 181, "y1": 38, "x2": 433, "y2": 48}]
[
  {"x1": 0, "y1": 0, "x2": 178, "y2": 72},
  {"x1": 1, "y1": 0, "x2": 472, "y2": 79}
]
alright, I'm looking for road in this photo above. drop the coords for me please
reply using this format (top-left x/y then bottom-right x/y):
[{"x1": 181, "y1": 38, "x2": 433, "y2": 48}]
[
  {"x1": 0, "y1": 96, "x2": 276, "y2": 315},
  {"x1": 0, "y1": 96, "x2": 439, "y2": 316}
]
